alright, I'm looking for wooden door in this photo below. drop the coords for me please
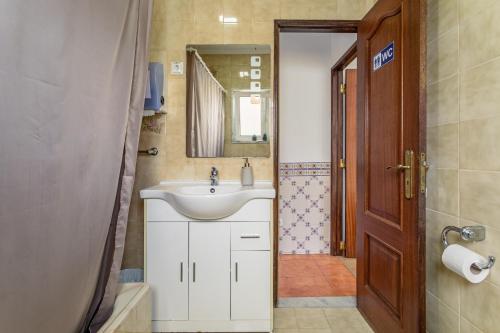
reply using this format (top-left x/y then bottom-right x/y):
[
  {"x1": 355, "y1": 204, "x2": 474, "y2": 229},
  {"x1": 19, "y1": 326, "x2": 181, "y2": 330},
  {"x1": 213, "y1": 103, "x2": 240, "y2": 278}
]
[
  {"x1": 189, "y1": 222, "x2": 230, "y2": 321},
  {"x1": 356, "y1": 0, "x2": 424, "y2": 332},
  {"x1": 345, "y1": 68, "x2": 357, "y2": 258},
  {"x1": 146, "y1": 222, "x2": 189, "y2": 321},
  {"x1": 231, "y1": 251, "x2": 271, "y2": 320}
]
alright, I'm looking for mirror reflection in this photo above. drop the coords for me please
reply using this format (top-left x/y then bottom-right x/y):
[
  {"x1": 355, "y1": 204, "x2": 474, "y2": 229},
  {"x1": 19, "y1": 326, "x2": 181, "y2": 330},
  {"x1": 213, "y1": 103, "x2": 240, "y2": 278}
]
[{"x1": 186, "y1": 44, "x2": 271, "y2": 158}]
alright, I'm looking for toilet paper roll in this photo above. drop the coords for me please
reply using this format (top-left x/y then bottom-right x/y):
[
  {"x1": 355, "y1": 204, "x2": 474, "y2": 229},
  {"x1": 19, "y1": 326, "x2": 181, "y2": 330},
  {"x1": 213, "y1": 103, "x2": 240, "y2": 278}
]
[{"x1": 441, "y1": 244, "x2": 490, "y2": 284}]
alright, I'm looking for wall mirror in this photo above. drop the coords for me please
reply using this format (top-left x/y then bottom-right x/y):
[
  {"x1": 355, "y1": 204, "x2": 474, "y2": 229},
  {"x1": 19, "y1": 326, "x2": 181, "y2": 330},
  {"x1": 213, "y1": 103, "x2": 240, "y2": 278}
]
[{"x1": 186, "y1": 44, "x2": 271, "y2": 158}]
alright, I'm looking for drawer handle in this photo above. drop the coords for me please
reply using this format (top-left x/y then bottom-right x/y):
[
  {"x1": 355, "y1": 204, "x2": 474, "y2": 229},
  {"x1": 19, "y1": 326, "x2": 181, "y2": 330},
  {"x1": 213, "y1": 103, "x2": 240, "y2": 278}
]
[{"x1": 240, "y1": 234, "x2": 261, "y2": 239}]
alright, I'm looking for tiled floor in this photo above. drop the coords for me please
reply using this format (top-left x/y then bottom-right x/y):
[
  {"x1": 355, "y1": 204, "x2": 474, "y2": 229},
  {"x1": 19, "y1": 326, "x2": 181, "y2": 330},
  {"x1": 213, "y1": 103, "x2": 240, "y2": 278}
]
[
  {"x1": 278, "y1": 255, "x2": 356, "y2": 297},
  {"x1": 274, "y1": 307, "x2": 373, "y2": 333}
]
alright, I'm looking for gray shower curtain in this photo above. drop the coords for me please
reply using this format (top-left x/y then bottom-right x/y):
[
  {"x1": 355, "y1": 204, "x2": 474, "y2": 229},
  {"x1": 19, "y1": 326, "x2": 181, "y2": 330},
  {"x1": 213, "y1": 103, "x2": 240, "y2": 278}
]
[{"x1": 0, "y1": 1, "x2": 151, "y2": 332}]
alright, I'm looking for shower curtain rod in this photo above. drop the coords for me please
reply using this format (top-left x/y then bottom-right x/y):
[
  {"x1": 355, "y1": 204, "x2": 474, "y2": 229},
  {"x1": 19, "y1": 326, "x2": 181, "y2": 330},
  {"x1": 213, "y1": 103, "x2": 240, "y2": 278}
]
[{"x1": 187, "y1": 47, "x2": 227, "y2": 94}]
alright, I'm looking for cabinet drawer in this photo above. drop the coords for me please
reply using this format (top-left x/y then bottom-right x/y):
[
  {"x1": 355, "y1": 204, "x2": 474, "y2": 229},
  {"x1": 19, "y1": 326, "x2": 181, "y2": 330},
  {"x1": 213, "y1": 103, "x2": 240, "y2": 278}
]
[{"x1": 231, "y1": 222, "x2": 269, "y2": 251}]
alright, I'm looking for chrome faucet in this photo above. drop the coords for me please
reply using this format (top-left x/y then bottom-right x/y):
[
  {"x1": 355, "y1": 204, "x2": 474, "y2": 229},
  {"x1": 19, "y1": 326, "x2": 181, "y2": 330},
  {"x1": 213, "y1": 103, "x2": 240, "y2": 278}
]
[{"x1": 210, "y1": 167, "x2": 219, "y2": 186}]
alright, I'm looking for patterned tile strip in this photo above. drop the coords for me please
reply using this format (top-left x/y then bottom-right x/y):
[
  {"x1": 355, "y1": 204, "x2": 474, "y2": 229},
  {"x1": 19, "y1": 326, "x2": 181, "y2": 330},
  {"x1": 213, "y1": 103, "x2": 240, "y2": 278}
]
[
  {"x1": 280, "y1": 161, "x2": 331, "y2": 176},
  {"x1": 279, "y1": 161, "x2": 331, "y2": 254}
]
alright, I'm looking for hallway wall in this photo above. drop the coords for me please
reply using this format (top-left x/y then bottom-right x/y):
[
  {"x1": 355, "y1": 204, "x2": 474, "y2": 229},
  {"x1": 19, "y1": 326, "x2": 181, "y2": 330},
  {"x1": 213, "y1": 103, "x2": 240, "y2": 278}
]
[
  {"x1": 426, "y1": 1, "x2": 500, "y2": 332},
  {"x1": 278, "y1": 33, "x2": 356, "y2": 254}
]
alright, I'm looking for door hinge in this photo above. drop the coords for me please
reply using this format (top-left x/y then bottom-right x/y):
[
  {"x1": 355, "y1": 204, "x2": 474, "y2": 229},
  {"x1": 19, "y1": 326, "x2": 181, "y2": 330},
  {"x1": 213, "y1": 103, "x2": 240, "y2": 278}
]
[
  {"x1": 339, "y1": 241, "x2": 346, "y2": 250},
  {"x1": 339, "y1": 158, "x2": 346, "y2": 169},
  {"x1": 420, "y1": 152, "x2": 430, "y2": 194},
  {"x1": 340, "y1": 83, "x2": 346, "y2": 94}
]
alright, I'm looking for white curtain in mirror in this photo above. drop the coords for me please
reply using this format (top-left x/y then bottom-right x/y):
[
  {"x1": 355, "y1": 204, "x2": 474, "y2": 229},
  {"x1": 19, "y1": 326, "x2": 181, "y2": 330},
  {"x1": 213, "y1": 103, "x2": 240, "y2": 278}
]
[{"x1": 187, "y1": 51, "x2": 225, "y2": 157}]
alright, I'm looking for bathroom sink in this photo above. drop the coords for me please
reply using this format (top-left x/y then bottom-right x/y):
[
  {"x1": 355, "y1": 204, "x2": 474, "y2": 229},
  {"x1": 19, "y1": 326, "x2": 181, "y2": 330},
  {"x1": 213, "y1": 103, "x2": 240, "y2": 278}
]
[{"x1": 140, "y1": 181, "x2": 275, "y2": 220}]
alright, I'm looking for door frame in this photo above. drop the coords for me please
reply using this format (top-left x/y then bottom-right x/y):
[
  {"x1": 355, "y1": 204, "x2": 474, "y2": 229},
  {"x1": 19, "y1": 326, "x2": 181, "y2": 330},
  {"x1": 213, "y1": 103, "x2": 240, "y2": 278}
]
[
  {"x1": 273, "y1": 20, "x2": 359, "y2": 304},
  {"x1": 330, "y1": 42, "x2": 357, "y2": 256}
]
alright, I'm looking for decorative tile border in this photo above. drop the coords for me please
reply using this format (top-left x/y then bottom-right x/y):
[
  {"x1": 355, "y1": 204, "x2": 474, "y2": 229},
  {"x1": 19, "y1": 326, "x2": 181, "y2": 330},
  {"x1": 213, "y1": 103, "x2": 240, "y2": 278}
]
[
  {"x1": 280, "y1": 162, "x2": 331, "y2": 177},
  {"x1": 279, "y1": 161, "x2": 331, "y2": 254}
]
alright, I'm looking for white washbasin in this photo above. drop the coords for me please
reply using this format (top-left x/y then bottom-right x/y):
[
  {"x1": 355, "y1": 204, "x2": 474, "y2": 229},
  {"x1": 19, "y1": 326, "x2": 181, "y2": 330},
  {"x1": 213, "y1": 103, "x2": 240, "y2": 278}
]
[{"x1": 140, "y1": 181, "x2": 275, "y2": 220}]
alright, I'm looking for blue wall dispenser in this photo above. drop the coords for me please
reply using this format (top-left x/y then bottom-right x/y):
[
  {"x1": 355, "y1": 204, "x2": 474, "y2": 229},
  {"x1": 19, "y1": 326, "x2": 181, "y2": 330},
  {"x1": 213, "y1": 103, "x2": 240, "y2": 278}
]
[{"x1": 144, "y1": 62, "x2": 164, "y2": 114}]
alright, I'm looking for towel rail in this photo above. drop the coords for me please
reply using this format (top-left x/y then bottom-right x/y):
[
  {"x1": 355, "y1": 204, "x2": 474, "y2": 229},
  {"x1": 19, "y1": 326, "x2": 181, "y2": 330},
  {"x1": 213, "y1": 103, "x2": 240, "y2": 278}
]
[{"x1": 138, "y1": 147, "x2": 159, "y2": 156}]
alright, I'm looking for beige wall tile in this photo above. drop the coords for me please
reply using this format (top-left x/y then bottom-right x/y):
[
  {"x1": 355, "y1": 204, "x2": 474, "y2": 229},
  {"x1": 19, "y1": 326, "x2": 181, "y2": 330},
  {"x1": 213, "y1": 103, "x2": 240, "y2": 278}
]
[
  {"x1": 427, "y1": 124, "x2": 458, "y2": 169},
  {"x1": 460, "y1": 317, "x2": 484, "y2": 333},
  {"x1": 336, "y1": 0, "x2": 373, "y2": 20},
  {"x1": 149, "y1": 19, "x2": 168, "y2": 51},
  {"x1": 427, "y1": 74, "x2": 459, "y2": 127},
  {"x1": 224, "y1": 21, "x2": 253, "y2": 44},
  {"x1": 426, "y1": 291, "x2": 460, "y2": 333},
  {"x1": 427, "y1": 0, "x2": 458, "y2": 43},
  {"x1": 152, "y1": 0, "x2": 167, "y2": 22},
  {"x1": 460, "y1": 220, "x2": 500, "y2": 287},
  {"x1": 461, "y1": 281, "x2": 500, "y2": 332},
  {"x1": 460, "y1": 58, "x2": 500, "y2": 122},
  {"x1": 193, "y1": 20, "x2": 224, "y2": 44},
  {"x1": 459, "y1": 2, "x2": 500, "y2": 70},
  {"x1": 460, "y1": 117, "x2": 500, "y2": 171},
  {"x1": 223, "y1": 0, "x2": 253, "y2": 22},
  {"x1": 251, "y1": 0, "x2": 280, "y2": 23},
  {"x1": 280, "y1": 0, "x2": 312, "y2": 19},
  {"x1": 166, "y1": 20, "x2": 193, "y2": 52},
  {"x1": 309, "y1": 0, "x2": 338, "y2": 20},
  {"x1": 425, "y1": 210, "x2": 461, "y2": 311},
  {"x1": 426, "y1": 209, "x2": 459, "y2": 257},
  {"x1": 460, "y1": 170, "x2": 500, "y2": 230},
  {"x1": 164, "y1": 0, "x2": 194, "y2": 22},
  {"x1": 426, "y1": 169, "x2": 459, "y2": 216},
  {"x1": 427, "y1": 27, "x2": 459, "y2": 84},
  {"x1": 459, "y1": 0, "x2": 497, "y2": 22},
  {"x1": 193, "y1": 0, "x2": 223, "y2": 22},
  {"x1": 426, "y1": 1, "x2": 500, "y2": 331}
]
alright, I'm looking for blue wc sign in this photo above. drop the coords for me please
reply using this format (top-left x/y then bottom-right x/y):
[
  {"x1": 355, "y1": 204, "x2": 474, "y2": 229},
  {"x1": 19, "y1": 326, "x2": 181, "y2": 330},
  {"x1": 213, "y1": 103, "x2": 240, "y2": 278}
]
[{"x1": 373, "y1": 41, "x2": 394, "y2": 71}]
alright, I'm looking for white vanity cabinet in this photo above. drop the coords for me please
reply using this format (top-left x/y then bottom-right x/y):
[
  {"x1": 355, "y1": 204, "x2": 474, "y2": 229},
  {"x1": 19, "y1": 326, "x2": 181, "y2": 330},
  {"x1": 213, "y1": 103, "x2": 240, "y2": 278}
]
[
  {"x1": 188, "y1": 222, "x2": 231, "y2": 321},
  {"x1": 144, "y1": 198, "x2": 272, "y2": 333},
  {"x1": 146, "y1": 222, "x2": 188, "y2": 321}
]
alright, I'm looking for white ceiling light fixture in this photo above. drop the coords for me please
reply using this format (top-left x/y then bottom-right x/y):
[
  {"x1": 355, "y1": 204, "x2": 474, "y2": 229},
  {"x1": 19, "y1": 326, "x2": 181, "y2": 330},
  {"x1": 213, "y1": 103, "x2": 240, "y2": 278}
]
[{"x1": 219, "y1": 15, "x2": 238, "y2": 24}]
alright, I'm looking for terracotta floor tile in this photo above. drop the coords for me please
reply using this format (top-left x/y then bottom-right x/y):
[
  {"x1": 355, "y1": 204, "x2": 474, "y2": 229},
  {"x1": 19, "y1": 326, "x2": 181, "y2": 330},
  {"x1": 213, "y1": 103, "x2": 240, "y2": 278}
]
[{"x1": 278, "y1": 254, "x2": 356, "y2": 297}]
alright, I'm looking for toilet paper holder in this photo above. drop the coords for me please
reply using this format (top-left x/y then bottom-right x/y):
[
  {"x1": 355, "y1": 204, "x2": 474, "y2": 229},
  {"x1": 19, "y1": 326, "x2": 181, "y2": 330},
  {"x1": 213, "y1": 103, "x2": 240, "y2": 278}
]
[{"x1": 441, "y1": 225, "x2": 496, "y2": 271}]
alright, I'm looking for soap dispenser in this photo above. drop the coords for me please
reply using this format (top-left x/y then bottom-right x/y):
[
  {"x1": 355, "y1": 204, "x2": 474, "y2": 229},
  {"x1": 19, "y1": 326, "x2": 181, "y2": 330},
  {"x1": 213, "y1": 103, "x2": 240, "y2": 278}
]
[{"x1": 241, "y1": 158, "x2": 254, "y2": 186}]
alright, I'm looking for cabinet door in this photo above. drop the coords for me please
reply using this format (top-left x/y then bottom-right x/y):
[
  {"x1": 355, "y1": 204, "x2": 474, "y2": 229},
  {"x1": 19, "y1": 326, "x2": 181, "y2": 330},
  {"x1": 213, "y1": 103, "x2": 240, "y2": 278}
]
[
  {"x1": 146, "y1": 222, "x2": 188, "y2": 321},
  {"x1": 189, "y1": 222, "x2": 230, "y2": 321},
  {"x1": 231, "y1": 251, "x2": 271, "y2": 320}
]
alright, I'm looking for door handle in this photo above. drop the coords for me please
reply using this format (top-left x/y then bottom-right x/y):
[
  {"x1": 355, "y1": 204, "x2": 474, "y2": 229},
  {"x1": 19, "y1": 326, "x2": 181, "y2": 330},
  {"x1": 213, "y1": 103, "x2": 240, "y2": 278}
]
[
  {"x1": 180, "y1": 262, "x2": 183, "y2": 282},
  {"x1": 235, "y1": 262, "x2": 238, "y2": 282},
  {"x1": 192, "y1": 262, "x2": 196, "y2": 283},
  {"x1": 386, "y1": 164, "x2": 410, "y2": 170},
  {"x1": 386, "y1": 150, "x2": 414, "y2": 199}
]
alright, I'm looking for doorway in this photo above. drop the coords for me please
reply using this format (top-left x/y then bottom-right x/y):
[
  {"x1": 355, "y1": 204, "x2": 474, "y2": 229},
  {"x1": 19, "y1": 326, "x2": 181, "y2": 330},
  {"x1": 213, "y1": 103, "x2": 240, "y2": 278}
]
[
  {"x1": 273, "y1": 1, "x2": 426, "y2": 329},
  {"x1": 274, "y1": 21, "x2": 359, "y2": 307}
]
